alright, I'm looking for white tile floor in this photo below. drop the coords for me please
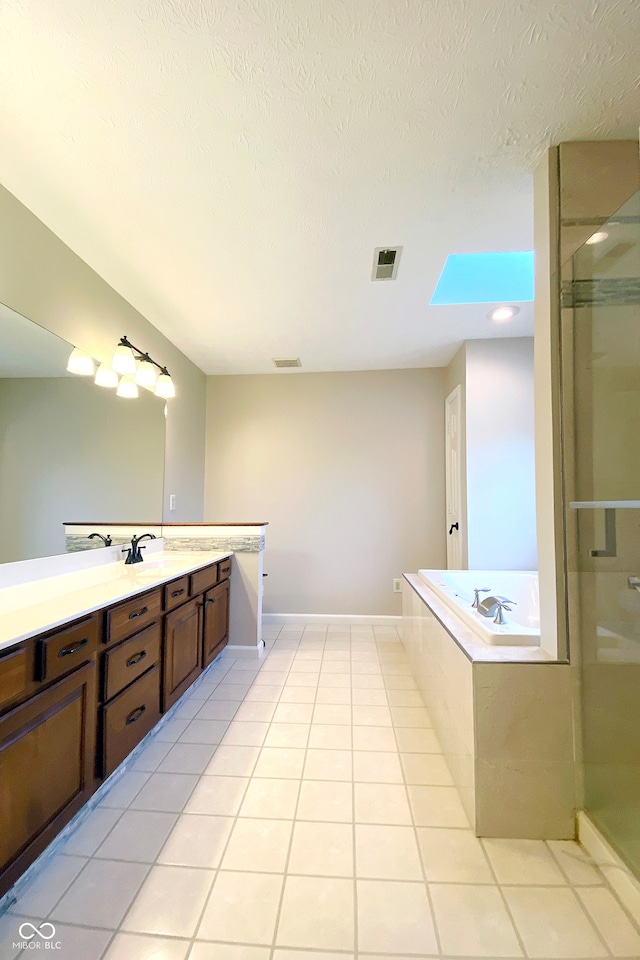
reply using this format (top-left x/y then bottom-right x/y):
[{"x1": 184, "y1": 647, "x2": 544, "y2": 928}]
[{"x1": 2, "y1": 621, "x2": 640, "y2": 960}]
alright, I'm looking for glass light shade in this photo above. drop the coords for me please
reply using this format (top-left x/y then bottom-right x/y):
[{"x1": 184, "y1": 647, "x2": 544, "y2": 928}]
[
  {"x1": 116, "y1": 376, "x2": 139, "y2": 399},
  {"x1": 112, "y1": 343, "x2": 137, "y2": 375},
  {"x1": 94, "y1": 363, "x2": 119, "y2": 388},
  {"x1": 155, "y1": 373, "x2": 176, "y2": 399},
  {"x1": 66, "y1": 347, "x2": 95, "y2": 376},
  {"x1": 135, "y1": 359, "x2": 158, "y2": 387}
]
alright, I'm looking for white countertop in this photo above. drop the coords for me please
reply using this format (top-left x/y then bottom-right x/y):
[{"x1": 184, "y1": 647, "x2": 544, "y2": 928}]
[{"x1": 0, "y1": 549, "x2": 232, "y2": 652}]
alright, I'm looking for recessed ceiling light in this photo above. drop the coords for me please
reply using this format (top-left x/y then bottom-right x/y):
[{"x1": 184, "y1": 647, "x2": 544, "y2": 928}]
[
  {"x1": 585, "y1": 231, "x2": 609, "y2": 245},
  {"x1": 488, "y1": 305, "x2": 520, "y2": 322}
]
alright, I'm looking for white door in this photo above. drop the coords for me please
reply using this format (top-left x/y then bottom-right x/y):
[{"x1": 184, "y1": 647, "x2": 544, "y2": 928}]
[{"x1": 445, "y1": 386, "x2": 462, "y2": 569}]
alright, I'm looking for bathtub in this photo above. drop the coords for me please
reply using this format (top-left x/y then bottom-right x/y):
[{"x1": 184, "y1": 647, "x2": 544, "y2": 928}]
[{"x1": 417, "y1": 569, "x2": 540, "y2": 646}]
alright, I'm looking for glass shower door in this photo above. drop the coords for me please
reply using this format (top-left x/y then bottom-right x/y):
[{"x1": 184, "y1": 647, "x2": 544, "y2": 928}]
[{"x1": 563, "y1": 190, "x2": 640, "y2": 876}]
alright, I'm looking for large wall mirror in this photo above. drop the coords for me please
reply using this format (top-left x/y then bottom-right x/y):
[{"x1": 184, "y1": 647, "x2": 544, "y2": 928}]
[{"x1": 0, "y1": 304, "x2": 165, "y2": 563}]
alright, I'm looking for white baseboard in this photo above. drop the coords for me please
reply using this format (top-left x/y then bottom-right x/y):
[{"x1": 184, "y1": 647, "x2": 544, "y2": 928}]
[
  {"x1": 577, "y1": 811, "x2": 640, "y2": 922},
  {"x1": 262, "y1": 613, "x2": 402, "y2": 626},
  {"x1": 224, "y1": 644, "x2": 263, "y2": 659}
]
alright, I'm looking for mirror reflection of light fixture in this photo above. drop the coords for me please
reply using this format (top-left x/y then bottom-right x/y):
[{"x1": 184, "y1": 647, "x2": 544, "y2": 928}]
[
  {"x1": 135, "y1": 356, "x2": 158, "y2": 388},
  {"x1": 112, "y1": 337, "x2": 137, "y2": 375},
  {"x1": 94, "y1": 363, "x2": 119, "y2": 388},
  {"x1": 66, "y1": 347, "x2": 95, "y2": 376},
  {"x1": 585, "y1": 230, "x2": 608, "y2": 246},
  {"x1": 155, "y1": 369, "x2": 176, "y2": 399},
  {"x1": 116, "y1": 376, "x2": 139, "y2": 399}
]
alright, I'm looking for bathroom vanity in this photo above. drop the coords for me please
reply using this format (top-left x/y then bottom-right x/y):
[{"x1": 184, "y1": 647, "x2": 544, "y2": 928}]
[{"x1": 0, "y1": 548, "x2": 232, "y2": 896}]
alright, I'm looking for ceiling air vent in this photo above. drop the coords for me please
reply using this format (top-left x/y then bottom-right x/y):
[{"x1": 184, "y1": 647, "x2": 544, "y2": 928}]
[
  {"x1": 372, "y1": 246, "x2": 402, "y2": 281},
  {"x1": 273, "y1": 357, "x2": 301, "y2": 368}
]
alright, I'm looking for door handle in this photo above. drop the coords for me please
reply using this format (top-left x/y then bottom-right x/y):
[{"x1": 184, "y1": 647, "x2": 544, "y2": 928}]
[
  {"x1": 448, "y1": 522, "x2": 459, "y2": 535},
  {"x1": 590, "y1": 508, "x2": 617, "y2": 558}
]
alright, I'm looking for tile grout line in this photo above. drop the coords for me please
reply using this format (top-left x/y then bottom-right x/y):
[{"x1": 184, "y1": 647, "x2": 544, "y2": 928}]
[
  {"x1": 189, "y1": 623, "x2": 294, "y2": 955},
  {"x1": 387, "y1": 634, "x2": 444, "y2": 960},
  {"x1": 352, "y1": 629, "x2": 361, "y2": 960},
  {"x1": 268, "y1": 628, "x2": 315, "y2": 960},
  {"x1": 479, "y1": 836, "x2": 531, "y2": 959}
]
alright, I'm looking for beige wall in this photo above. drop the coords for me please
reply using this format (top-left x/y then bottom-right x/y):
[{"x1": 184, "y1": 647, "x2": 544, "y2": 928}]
[
  {"x1": 445, "y1": 338, "x2": 536, "y2": 572},
  {"x1": 0, "y1": 184, "x2": 206, "y2": 522},
  {"x1": 0, "y1": 377, "x2": 165, "y2": 563},
  {"x1": 445, "y1": 343, "x2": 468, "y2": 568},
  {"x1": 204, "y1": 369, "x2": 446, "y2": 615},
  {"x1": 466, "y1": 338, "x2": 537, "y2": 571}
]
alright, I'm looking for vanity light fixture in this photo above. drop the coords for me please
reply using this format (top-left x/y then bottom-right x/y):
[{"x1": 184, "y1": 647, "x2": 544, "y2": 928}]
[
  {"x1": 112, "y1": 338, "x2": 137, "y2": 375},
  {"x1": 66, "y1": 347, "x2": 95, "y2": 376},
  {"x1": 155, "y1": 369, "x2": 176, "y2": 399},
  {"x1": 112, "y1": 336, "x2": 175, "y2": 398},
  {"x1": 116, "y1": 376, "x2": 139, "y2": 399},
  {"x1": 487, "y1": 305, "x2": 519, "y2": 322},
  {"x1": 135, "y1": 356, "x2": 158, "y2": 388},
  {"x1": 94, "y1": 363, "x2": 119, "y2": 388}
]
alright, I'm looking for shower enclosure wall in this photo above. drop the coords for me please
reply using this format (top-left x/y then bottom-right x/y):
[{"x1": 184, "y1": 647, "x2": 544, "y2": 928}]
[{"x1": 561, "y1": 187, "x2": 640, "y2": 879}]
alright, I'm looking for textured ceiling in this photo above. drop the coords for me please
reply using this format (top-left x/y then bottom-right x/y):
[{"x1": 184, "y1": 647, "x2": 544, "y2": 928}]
[{"x1": 1, "y1": 0, "x2": 639, "y2": 374}]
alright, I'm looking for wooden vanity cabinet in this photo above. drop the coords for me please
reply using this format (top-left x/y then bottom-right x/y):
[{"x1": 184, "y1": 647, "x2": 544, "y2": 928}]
[
  {"x1": 99, "y1": 589, "x2": 163, "y2": 778},
  {"x1": 163, "y1": 597, "x2": 203, "y2": 711},
  {"x1": 0, "y1": 555, "x2": 232, "y2": 896},
  {"x1": 202, "y1": 578, "x2": 230, "y2": 667},
  {"x1": 163, "y1": 559, "x2": 232, "y2": 706},
  {"x1": 0, "y1": 619, "x2": 97, "y2": 896}
]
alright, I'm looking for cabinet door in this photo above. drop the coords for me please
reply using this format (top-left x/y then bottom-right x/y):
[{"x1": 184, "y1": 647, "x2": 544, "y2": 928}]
[
  {"x1": 202, "y1": 579, "x2": 230, "y2": 667},
  {"x1": 0, "y1": 661, "x2": 96, "y2": 895},
  {"x1": 163, "y1": 598, "x2": 202, "y2": 711}
]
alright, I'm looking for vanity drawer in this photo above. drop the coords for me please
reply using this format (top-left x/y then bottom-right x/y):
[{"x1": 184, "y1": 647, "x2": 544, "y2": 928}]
[
  {"x1": 37, "y1": 617, "x2": 98, "y2": 683},
  {"x1": 189, "y1": 564, "x2": 219, "y2": 596},
  {"x1": 103, "y1": 622, "x2": 161, "y2": 702},
  {"x1": 105, "y1": 589, "x2": 162, "y2": 645},
  {"x1": 0, "y1": 646, "x2": 30, "y2": 710},
  {"x1": 102, "y1": 663, "x2": 161, "y2": 777},
  {"x1": 217, "y1": 558, "x2": 232, "y2": 582},
  {"x1": 163, "y1": 576, "x2": 189, "y2": 612}
]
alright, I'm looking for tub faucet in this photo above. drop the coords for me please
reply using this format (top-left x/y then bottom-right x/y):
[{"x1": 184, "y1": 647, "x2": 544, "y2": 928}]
[
  {"x1": 472, "y1": 587, "x2": 491, "y2": 608},
  {"x1": 122, "y1": 533, "x2": 156, "y2": 565},
  {"x1": 88, "y1": 532, "x2": 112, "y2": 547}
]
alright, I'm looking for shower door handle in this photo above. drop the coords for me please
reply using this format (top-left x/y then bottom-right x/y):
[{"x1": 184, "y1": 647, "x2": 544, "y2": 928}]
[{"x1": 590, "y1": 508, "x2": 617, "y2": 558}]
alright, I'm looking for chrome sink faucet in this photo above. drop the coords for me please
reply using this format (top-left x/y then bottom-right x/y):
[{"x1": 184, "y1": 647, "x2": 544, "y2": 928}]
[{"x1": 122, "y1": 533, "x2": 156, "y2": 565}]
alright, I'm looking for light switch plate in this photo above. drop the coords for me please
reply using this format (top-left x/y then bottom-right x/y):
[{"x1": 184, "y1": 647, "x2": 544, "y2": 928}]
[{"x1": 169, "y1": 494, "x2": 176, "y2": 511}]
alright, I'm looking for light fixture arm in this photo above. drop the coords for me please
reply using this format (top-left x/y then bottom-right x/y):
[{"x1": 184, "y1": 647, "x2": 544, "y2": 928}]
[{"x1": 117, "y1": 336, "x2": 172, "y2": 379}]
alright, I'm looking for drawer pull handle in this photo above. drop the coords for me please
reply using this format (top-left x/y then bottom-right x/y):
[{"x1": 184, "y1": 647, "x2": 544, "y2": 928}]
[
  {"x1": 58, "y1": 638, "x2": 89, "y2": 658},
  {"x1": 128, "y1": 606, "x2": 148, "y2": 620},
  {"x1": 125, "y1": 705, "x2": 147, "y2": 725},
  {"x1": 171, "y1": 588, "x2": 185, "y2": 597},
  {"x1": 220, "y1": 566, "x2": 230, "y2": 574},
  {"x1": 126, "y1": 651, "x2": 147, "y2": 667},
  {"x1": 206, "y1": 598, "x2": 215, "y2": 606}
]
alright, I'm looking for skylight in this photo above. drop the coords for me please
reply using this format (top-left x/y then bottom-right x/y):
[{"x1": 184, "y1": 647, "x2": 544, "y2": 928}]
[{"x1": 430, "y1": 251, "x2": 534, "y2": 305}]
